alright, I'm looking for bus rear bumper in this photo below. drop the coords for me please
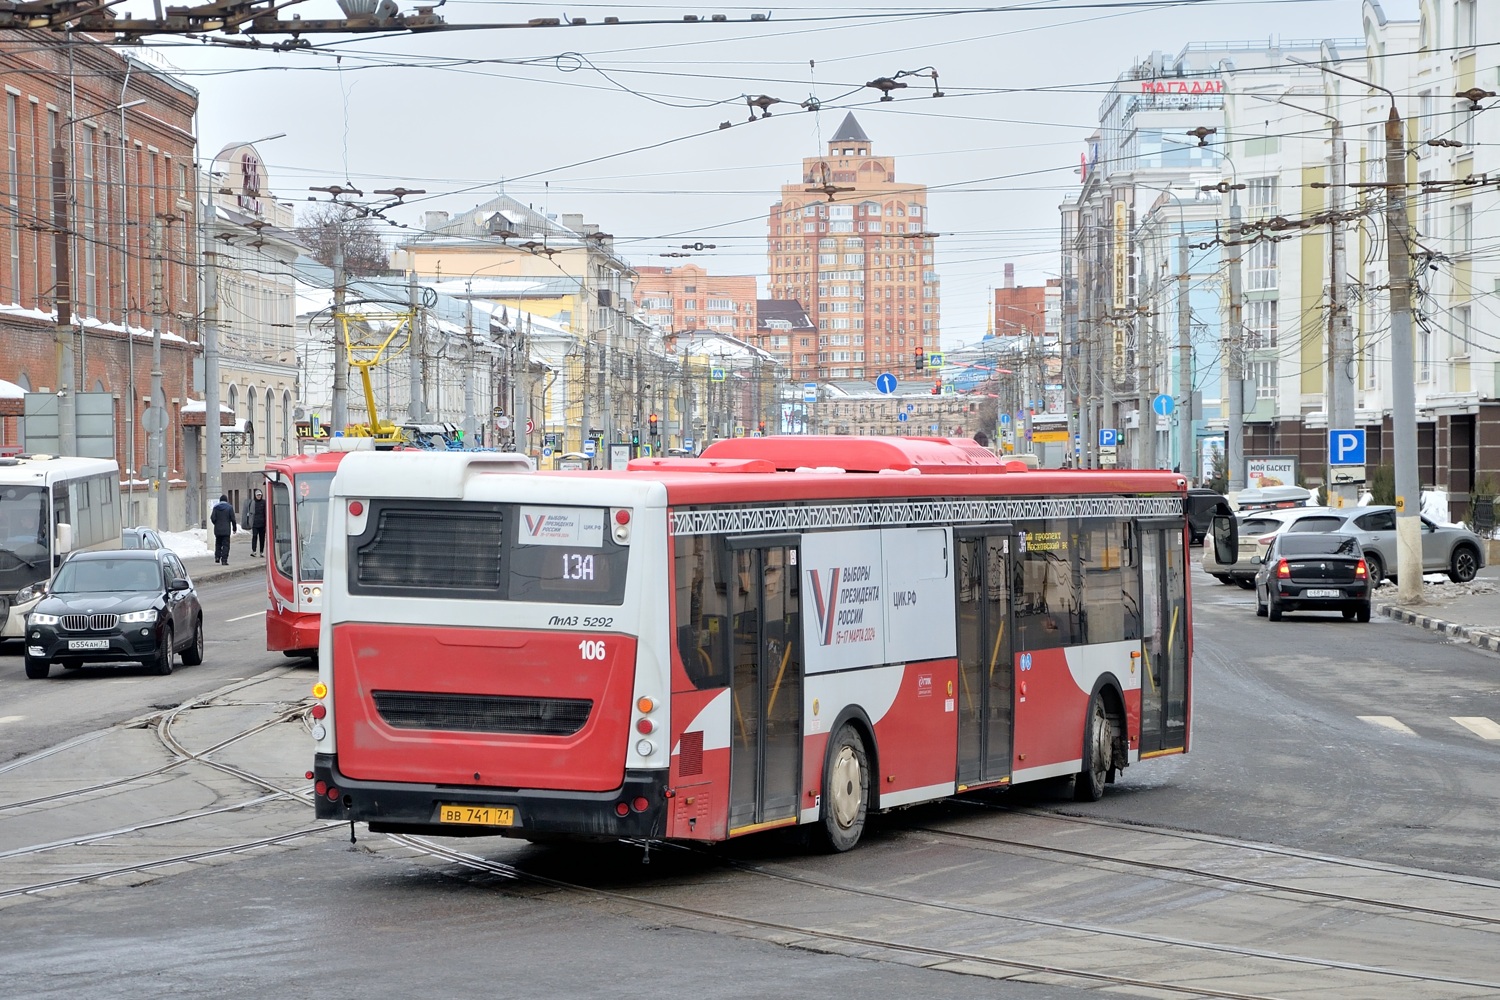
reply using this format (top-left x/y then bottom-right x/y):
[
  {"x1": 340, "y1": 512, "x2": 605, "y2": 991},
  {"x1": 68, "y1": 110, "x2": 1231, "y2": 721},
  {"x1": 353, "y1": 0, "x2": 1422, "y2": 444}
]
[{"x1": 313, "y1": 754, "x2": 668, "y2": 839}]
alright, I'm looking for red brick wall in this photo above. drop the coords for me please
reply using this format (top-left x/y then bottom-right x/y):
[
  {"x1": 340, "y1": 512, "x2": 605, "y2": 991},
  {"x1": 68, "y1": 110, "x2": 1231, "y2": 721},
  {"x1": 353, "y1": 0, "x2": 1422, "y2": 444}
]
[{"x1": 0, "y1": 31, "x2": 199, "y2": 468}]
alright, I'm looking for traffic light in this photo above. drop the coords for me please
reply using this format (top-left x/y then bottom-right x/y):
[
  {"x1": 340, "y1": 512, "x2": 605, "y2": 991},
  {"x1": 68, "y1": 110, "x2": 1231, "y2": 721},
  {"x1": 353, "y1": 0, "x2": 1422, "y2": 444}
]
[
  {"x1": 914, "y1": 346, "x2": 925, "y2": 372},
  {"x1": 631, "y1": 430, "x2": 640, "y2": 446},
  {"x1": 649, "y1": 413, "x2": 659, "y2": 436},
  {"x1": 931, "y1": 377, "x2": 941, "y2": 395},
  {"x1": 758, "y1": 421, "x2": 767, "y2": 434}
]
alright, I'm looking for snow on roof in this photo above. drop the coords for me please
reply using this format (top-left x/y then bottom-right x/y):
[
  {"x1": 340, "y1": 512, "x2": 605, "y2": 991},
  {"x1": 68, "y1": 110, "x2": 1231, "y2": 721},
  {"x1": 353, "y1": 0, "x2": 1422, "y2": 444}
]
[
  {"x1": 180, "y1": 399, "x2": 235, "y2": 414},
  {"x1": 0, "y1": 378, "x2": 23, "y2": 399}
]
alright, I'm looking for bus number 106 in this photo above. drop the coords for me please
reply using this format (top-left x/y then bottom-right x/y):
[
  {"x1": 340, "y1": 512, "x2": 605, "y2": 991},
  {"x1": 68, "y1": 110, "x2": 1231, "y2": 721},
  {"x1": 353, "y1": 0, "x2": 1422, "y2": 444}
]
[{"x1": 578, "y1": 639, "x2": 607, "y2": 661}]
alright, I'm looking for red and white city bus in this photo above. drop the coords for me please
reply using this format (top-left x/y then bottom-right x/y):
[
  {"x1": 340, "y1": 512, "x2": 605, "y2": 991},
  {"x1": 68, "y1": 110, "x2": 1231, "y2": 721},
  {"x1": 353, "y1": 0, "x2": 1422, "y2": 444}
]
[{"x1": 311, "y1": 437, "x2": 1222, "y2": 851}]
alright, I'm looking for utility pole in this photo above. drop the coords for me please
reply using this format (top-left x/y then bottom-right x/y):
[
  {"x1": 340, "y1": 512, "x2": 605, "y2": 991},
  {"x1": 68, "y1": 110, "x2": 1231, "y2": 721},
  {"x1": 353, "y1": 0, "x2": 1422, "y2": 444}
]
[
  {"x1": 1177, "y1": 232, "x2": 1193, "y2": 481},
  {"x1": 407, "y1": 269, "x2": 424, "y2": 423},
  {"x1": 148, "y1": 220, "x2": 167, "y2": 530},
  {"x1": 50, "y1": 141, "x2": 77, "y2": 456},
  {"x1": 1326, "y1": 116, "x2": 1357, "y2": 508},
  {"x1": 202, "y1": 195, "x2": 222, "y2": 519},
  {"x1": 331, "y1": 242, "x2": 347, "y2": 434},
  {"x1": 1225, "y1": 194, "x2": 1246, "y2": 492},
  {"x1": 462, "y1": 286, "x2": 476, "y2": 443},
  {"x1": 1385, "y1": 106, "x2": 1421, "y2": 603}
]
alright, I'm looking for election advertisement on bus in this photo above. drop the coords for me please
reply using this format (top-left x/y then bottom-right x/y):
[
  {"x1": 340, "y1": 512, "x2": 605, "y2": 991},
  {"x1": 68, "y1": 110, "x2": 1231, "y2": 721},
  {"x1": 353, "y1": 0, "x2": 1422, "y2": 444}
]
[{"x1": 800, "y1": 527, "x2": 957, "y2": 674}]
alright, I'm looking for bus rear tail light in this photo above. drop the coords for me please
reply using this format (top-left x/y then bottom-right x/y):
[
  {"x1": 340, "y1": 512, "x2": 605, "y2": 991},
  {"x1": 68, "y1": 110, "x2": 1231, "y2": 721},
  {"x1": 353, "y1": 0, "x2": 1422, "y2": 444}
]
[
  {"x1": 1355, "y1": 559, "x2": 1368, "y2": 579},
  {"x1": 326, "y1": 786, "x2": 340, "y2": 801},
  {"x1": 615, "y1": 802, "x2": 630, "y2": 817},
  {"x1": 349, "y1": 500, "x2": 365, "y2": 517},
  {"x1": 632, "y1": 797, "x2": 649, "y2": 813},
  {"x1": 636, "y1": 718, "x2": 655, "y2": 734},
  {"x1": 315, "y1": 780, "x2": 328, "y2": 796},
  {"x1": 636, "y1": 696, "x2": 655, "y2": 713},
  {"x1": 1276, "y1": 559, "x2": 1291, "y2": 579},
  {"x1": 310, "y1": 703, "x2": 327, "y2": 719}
]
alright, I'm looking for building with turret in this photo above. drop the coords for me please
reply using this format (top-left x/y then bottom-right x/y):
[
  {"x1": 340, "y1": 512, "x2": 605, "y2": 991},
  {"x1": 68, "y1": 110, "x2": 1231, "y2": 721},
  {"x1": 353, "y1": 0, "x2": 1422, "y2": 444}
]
[{"x1": 766, "y1": 114, "x2": 940, "y2": 383}]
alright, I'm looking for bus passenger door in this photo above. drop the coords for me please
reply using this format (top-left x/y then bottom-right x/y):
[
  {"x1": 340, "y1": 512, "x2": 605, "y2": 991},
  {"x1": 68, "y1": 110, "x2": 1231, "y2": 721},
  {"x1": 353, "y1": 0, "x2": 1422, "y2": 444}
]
[
  {"x1": 1138, "y1": 522, "x2": 1188, "y2": 755},
  {"x1": 727, "y1": 540, "x2": 803, "y2": 834},
  {"x1": 955, "y1": 531, "x2": 1015, "y2": 787}
]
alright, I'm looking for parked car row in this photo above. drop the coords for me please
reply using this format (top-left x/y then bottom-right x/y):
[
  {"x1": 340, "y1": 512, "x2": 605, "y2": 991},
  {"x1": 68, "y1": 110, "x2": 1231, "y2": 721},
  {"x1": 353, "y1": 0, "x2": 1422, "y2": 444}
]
[{"x1": 1202, "y1": 492, "x2": 1487, "y2": 624}]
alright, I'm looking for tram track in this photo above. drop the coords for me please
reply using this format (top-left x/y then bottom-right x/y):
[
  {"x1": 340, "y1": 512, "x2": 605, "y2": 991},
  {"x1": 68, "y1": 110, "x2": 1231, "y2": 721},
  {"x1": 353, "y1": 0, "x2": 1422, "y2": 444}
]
[
  {"x1": 903, "y1": 819, "x2": 1500, "y2": 927},
  {"x1": 0, "y1": 669, "x2": 319, "y2": 902},
  {"x1": 387, "y1": 832, "x2": 1500, "y2": 1000}
]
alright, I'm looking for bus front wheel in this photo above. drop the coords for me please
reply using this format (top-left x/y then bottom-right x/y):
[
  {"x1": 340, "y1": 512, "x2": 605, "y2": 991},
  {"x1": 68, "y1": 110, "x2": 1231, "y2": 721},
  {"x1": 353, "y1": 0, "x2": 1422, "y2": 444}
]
[{"x1": 819, "y1": 723, "x2": 870, "y2": 853}]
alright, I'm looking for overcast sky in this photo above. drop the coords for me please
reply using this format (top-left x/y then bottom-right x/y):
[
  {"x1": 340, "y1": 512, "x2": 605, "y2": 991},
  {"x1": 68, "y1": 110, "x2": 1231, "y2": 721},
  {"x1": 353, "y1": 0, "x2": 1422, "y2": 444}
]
[{"x1": 156, "y1": 0, "x2": 1399, "y2": 349}]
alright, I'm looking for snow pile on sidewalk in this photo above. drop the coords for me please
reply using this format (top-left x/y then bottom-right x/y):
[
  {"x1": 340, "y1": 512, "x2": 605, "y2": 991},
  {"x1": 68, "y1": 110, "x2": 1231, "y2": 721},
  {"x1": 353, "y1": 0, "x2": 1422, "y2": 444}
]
[{"x1": 159, "y1": 528, "x2": 214, "y2": 560}]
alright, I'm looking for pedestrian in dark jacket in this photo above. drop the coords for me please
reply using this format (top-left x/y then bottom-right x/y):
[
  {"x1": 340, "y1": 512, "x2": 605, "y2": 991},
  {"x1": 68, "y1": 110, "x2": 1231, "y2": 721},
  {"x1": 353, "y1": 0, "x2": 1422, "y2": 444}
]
[
  {"x1": 210, "y1": 494, "x2": 237, "y2": 565},
  {"x1": 245, "y1": 489, "x2": 267, "y2": 557}
]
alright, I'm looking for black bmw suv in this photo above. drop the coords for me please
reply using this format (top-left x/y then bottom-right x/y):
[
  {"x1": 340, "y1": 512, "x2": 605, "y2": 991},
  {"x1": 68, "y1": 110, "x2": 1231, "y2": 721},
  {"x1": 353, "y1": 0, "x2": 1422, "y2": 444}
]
[{"x1": 24, "y1": 549, "x2": 204, "y2": 679}]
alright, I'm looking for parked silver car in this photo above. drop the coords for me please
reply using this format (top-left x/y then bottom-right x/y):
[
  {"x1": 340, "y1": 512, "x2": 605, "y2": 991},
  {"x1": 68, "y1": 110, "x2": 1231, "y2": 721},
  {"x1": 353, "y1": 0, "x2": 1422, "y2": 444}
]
[{"x1": 1332, "y1": 506, "x2": 1486, "y2": 586}]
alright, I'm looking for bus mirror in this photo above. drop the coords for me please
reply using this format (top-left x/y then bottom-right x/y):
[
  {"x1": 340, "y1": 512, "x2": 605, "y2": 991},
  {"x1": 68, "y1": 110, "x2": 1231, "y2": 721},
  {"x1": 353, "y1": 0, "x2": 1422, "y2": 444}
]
[
  {"x1": 1211, "y1": 513, "x2": 1237, "y2": 565},
  {"x1": 56, "y1": 522, "x2": 73, "y2": 554}
]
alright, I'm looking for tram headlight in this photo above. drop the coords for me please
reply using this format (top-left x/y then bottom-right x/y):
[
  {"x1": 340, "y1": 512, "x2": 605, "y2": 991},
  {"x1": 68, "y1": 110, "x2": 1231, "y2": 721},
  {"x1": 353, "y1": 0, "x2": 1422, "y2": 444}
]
[{"x1": 635, "y1": 739, "x2": 655, "y2": 757}]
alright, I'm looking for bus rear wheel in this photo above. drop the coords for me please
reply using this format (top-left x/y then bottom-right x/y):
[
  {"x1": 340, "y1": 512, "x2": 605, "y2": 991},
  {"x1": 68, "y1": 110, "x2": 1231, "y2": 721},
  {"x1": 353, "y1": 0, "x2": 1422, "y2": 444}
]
[
  {"x1": 819, "y1": 724, "x2": 869, "y2": 853},
  {"x1": 1074, "y1": 694, "x2": 1114, "y2": 802}
]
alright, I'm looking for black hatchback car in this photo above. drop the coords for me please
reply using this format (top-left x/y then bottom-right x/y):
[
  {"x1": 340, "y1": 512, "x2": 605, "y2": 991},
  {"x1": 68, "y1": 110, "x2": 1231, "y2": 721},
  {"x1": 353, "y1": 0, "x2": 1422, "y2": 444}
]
[
  {"x1": 24, "y1": 549, "x2": 204, "y2": 678},
  {"x1": 1255, "y1": 533, "x2": 1371, "y2": 622}
]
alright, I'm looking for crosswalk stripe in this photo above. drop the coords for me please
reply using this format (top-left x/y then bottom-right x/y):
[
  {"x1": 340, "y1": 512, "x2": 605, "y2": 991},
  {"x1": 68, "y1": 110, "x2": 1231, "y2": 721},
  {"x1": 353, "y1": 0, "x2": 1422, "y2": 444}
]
[
  {"x1": 1358, "y1": 715, "x2": 1417, "y2": 735},
  {"x1": 0, "y1": 716, "x2": 23, "y2": 725},
  {"x1": 1451, "y1": 717, "x2": 1500, "y2": 740}
]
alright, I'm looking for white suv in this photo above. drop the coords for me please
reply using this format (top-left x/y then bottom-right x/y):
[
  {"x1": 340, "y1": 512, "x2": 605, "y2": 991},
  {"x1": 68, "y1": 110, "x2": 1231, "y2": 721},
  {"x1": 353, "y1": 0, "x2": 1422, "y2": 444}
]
[{"x1": 1203, "y1": 507, "x2": 1350, "y2": 588}]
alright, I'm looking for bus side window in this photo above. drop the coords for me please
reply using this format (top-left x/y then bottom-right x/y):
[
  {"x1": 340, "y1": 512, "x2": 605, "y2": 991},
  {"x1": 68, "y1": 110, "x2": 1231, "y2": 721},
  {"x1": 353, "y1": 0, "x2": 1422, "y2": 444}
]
[{"x1": 675, "y1": 534, "x2": 731, "y2": 690}]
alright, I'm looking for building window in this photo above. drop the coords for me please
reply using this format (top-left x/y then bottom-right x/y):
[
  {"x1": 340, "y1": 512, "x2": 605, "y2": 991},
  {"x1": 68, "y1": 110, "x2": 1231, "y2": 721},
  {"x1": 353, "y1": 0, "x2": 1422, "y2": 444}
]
[
  {"x1": 1250, "y1": 360, "x2": 1278, "y2": 399},
  {"x1": 1246, "y1": 177, "x2": 1277, "y2": 217},
  {"x1": 5, "y1": 93, "x2": 18, "y2": 303},
  {"x1": 1452, "y1": 203, "x2": 1472, "y2": 258},
  {"x1": 1244, "y1": 299, "x2": 1278, "y2": 350},
  {"x1": 1456, "y1": 0, "x2": 1477, "y2": 46},
  {"x1": 1451, "y1": 304, "x2": 1471, "y2": 359},
  {"x1": 1246, "y1": 240, "x2": 1278, "y2": 290}
]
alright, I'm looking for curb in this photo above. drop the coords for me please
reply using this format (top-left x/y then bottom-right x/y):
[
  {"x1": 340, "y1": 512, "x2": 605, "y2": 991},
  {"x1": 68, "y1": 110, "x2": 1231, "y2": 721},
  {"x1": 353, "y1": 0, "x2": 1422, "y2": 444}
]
[
  {"x1": 183, "y1": 560, "x2": 265, "y2": 586},
  {"x1": 1377, "y1": 603, "x2": 1500, "y2": 653}
]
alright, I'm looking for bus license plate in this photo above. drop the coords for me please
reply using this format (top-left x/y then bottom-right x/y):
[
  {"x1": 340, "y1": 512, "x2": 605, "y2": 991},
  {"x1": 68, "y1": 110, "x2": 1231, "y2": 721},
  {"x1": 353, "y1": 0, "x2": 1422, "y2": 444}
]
[
  {"x1": 1306, "y1": 589, "x2": 1339, "y2": 598},
  {"x1": 68, "y1": 639, "x2": 109, "y2": 650},
  {"x1": 439, "y1": 804, "x2": 515, "y2": 827}
]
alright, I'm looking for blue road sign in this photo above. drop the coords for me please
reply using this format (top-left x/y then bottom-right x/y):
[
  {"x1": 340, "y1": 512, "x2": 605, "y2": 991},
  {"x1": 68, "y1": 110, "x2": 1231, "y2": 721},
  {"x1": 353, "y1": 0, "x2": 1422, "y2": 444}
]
[
  {"x1": 999, "y1": 413, "x2": 1011, "y2": 425},
  {"x1": 711, "y1": 366, "x2": 727, "y2": 382},
  {"x1": 803, "y1": 382, "x2": 818, "y2": 403},
  {"x1": 1099, "y1": 428, "x2": 1118, "y2": 447},
  {"x1": 1152, "y1": 393, "x2": 1175, "y2": 417},
  {"x1": 1329, "y1": 428, "x2": 1366, "y2": 465},
  {"x1": 906, "y1": 403, "x2": 915, "y2": 412},
  {"x1": 876, "y1": 372, "x2": 898, "y2": 394},
  {"x1": 897, "y1": 412, "x2": 909, "y2": 422},
  {"x1": 927, "y1": 352, "x2": 945, "y2": 369},
  {"x1": 683, "y1": 437, "x2": 695, "y2": 450},
  {"x1": 582, "y1": 440, "x2": 596, "y2": 456},
  {"x1": 542, "y1": 446, "x2": 554, "y2": 458}
]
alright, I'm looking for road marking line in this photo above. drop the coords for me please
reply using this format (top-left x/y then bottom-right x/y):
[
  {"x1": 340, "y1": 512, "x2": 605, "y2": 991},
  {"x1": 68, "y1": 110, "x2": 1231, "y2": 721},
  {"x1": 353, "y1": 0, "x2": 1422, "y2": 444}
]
[
  {"x1": 225, "y1": 611, "x2": 266, "y2": 623},
  {"x1": 1358, "y1": 715, "x2": 1417, "y2": 735},
  {"x1": 1452, "y1": 717, "x2": 1500, "y2": 740},
  {"x1": 0, "y1": 716, "x2": 24, "y2": 725}
]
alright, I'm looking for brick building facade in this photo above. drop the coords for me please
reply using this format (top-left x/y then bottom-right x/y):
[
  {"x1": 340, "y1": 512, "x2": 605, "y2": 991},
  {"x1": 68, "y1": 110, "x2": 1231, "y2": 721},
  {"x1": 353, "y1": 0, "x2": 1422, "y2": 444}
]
[
  {"x1": 1, "y1": 33, "x2": 199, "y2": 509},
  {"x1": 633, "y1": 263, "x2": 756, "y2": 338},
  {"x1": 767, "y1": 114, "x2": 940, "y2": 382}
]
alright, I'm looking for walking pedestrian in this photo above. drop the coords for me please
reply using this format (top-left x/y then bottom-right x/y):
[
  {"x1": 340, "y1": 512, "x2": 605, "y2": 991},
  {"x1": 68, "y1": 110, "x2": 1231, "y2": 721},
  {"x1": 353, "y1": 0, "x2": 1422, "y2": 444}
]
[
  {"x1": 246, "y1": 488, "x2": 267, "y2": 557},
  {"x1": 210, "y1": 493, "x2": 237, "y2": 565}
]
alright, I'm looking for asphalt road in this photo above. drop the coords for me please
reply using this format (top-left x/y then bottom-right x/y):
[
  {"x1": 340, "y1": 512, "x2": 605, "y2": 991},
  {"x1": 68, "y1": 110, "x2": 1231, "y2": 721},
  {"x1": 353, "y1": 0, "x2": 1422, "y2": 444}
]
[{"x1": 3, "y1": 560, "x2": 1498, "y2": 998}]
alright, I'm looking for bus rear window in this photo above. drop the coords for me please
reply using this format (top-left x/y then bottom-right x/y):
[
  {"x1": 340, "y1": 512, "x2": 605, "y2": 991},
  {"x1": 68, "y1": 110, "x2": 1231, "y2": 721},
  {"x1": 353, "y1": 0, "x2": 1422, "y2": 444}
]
[{"x1": 349, "y1": 501, "x2": 628, "y2": 605}]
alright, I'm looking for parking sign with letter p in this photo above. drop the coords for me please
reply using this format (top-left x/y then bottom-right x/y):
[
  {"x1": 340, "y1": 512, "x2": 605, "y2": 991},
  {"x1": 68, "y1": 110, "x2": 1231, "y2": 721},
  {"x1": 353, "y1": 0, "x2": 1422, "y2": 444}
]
[{"x1": 1329, "y1": 429, "x2": 1365, "y2": 466}]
